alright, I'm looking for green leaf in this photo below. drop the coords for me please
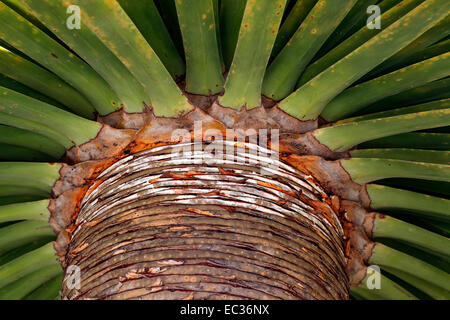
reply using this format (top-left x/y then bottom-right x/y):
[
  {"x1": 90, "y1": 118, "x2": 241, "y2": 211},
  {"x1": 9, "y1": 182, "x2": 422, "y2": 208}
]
[
  {"x1": 0, "y1": 242, "x2": 57, "y2": 289},
  {"x1": 369, "y1": 243, "x2": 450, "y2": 291},
  {"x1": 0, "y1": 162, "x2": 61, "y2": 194},
  {"x1": 383, "y1": 268, "x2": 450, "y2": 300},
  {"x1": 372, "y1": 214, "x2": 450, "y2": 257},
  {"x1": 0, "y1": 263, "x2": 61, "y2": 300},
  {"x1": 19, "y1": 0, "x2": 151, "y2": 113},
  {"x1": 175, "y1": 0, "x2": 224, "y2": 95},
  {"x1": 362, "y1": 14, "x2": 450, "y2": 81},
  {"x1": 0, "y1": 47, "x2": 95, "y2": 118},
  {"x1": 0, "y1": 144, "x2": 53, "y2": 162},
  {"x1": 279, "y1": 0, "x2": 449, "y2": 120},
  {"x1": 118, "y1": 0, "x2": 185, "y2": 79},
  {"x1": 335, "y1": 98, "x2": 450, "y2": 124},
  {"x1": 0, "y1": 194, "x2": 45, "y2": 206},
  {"x1": 0, "y1": 220, "x2": 55, "y2": 254},
  {"x1": 341, "y1": 158, "x2": 450, "y2": 184},
  {"x1": 24, "y1": 274, "x2": 62, "y2": 300},
  {"x1": 74, "y1": 0, "x2": 192, "y2": 116},
  {"x1": 0, "y1": 74, "x2": 67, "y2": 111},
  {"x1": 350, "y1": 149, "x2": 449, "y2": 164},
  {"x1": 0, "y1": 186, "x2": 48, "y2": 198},
  {"x1": 219, "y1": 0, "x2": 247, "y2": 69},
  {"x1": 360, "y1": 77, "x2": 450, "y2": 115},
  {"x1": 317, "y1": 0, "x2": 401, "y2": 57},
  {"x1": 296, "y1": 0, "x2": 423, "y2": 88},
  {"x1": 0, "y1": 239, "x2": 53, "y2": 266},
  {"x1": 0, "y1": 87, "x2": 102, "y2": 146},
  {"x1": 0, "y1": 125, "x2": 65, "y2": 159},
  {"x1": 262, "y1": 0, "x2": 357, "y2": 100},
  {"x1": 271, "y1": 0, "x2": 317, "y2": 57},
  {"x1": 0, "y1": 2, "x2": 121, "y2": 115},
  {"x1": 314, "y1": 109, "x2": 450, "y2": 152},
  {"x1": 367, "y1": 184, "x2": 449, "y2": 221},
  {"x1": 321, "y1": 52, "x2": 450, "y2": 121},
  {"x1": 2, "y1": 0, "x2": 69, "y2": 46},
  {"x1": 351, "y1": 270, "x2": 417, "y2": 300},
  {"x1": 219, "y1": 0, "x2": 287, "y2": 109},
  {"x1": 359, "y1": 132, "x2": 449, "y2": 150}
]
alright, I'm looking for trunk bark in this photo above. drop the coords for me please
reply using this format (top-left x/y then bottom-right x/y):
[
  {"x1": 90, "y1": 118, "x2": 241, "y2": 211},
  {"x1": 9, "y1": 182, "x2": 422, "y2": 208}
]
[{"x1": 61, "y1": 141, "x2": 349, "y2": 300}]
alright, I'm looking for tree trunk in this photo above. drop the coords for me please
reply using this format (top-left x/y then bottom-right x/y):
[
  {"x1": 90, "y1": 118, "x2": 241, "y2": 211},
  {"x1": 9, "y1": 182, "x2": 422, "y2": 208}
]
[{"x1": 61, "y1": 141, "x2": 348, "y2": 300}]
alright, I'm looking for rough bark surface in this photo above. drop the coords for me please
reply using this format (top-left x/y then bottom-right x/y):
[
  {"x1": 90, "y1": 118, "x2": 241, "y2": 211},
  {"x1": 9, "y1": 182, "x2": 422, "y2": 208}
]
[
  {"x1": 46, "y1": 105, "x2": 370, "y2": 300},
  {"x1": 60, "y1": 142, "x2": 349, "y2": 300}
]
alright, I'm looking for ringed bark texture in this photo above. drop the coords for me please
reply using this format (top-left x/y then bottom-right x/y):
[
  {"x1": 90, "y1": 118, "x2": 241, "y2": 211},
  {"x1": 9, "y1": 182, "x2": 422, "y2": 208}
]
[{"x1": 61, "y1": 141, "x2": 349, "y2": 299}]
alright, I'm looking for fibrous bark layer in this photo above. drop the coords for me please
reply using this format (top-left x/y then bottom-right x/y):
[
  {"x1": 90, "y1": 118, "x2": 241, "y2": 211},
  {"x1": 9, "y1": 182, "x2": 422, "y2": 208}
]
[
  {"x1": 50, "y1": 106, "x2": 368, "y2": 300},
  {"x1": 61, "y1": 141, "x2": 348, "y2": 299}
]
